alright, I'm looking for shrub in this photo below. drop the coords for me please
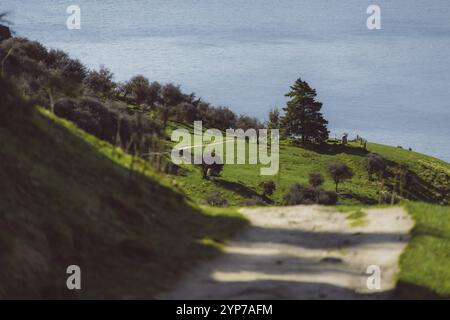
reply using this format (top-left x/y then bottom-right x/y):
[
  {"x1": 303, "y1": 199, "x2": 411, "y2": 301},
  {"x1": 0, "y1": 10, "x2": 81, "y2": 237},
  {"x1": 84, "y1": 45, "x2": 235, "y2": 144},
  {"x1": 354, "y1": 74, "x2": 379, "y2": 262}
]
[
  {"x1": 203, "y1": 192, "x2": 229, "y2": 207},
  {"x1": 327, "y1": 161, "x2": 354, "y2": 192},
  {"x1": 54, "y1": 97, "x2": 163, "y2": 151},
  {"x1": 55, "y1": 97, "x2": 116, "y2": 142},
  {"x1": 161, "y1": 83, "x2": 184, "y2": 107},
  {"x1": 366, "y1": 153, "x2": 387, "y2": 179},
  {"x1": 7, "y1": 37, "x2": 47, "y2": 62},
  {"x1": 0, "y1": 39, "x2": 86, "y2": 109},
  {"x1": 173, "y1": 102, "x2": 197, "y2": 123},
  {"x1": 235, "y1": 115, "x2": 261, "y2": 130},
  {"x1": 46, "y1": 49, "x2": 86, "y2": 84},
  {"x1": 124, "y1": 75, "x2": 150, "y2": 105},
  {"x1": 147, "y1": 81, "x2": 162, "y2": 107},
  {"x1": 204, "y1": 106, "x2": 237, "y2": 130},
  {"x1": 309, "y1": 172, "x2": 325, "y2": 188},
  {"x1": 260, "y1": 180, "x2": 276, "y2": 197},
  {"x1": 85, "y1": 66, "x2": 116, "y2": 98},
  {"x1": 317, "y1": 190, "x2": 338, "y2": 205},
  {"x1": 283, "y1": 184, "x2": 316, "y2": 205}
]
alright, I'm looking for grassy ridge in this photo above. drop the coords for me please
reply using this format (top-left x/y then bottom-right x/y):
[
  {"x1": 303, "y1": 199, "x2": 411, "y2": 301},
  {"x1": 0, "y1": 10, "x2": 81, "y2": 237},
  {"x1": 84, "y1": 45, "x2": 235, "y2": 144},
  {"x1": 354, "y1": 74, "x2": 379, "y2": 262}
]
[
  {"x1": 172, "y1": 134, "x2": 449, "y2": 206},
  {"x1": 0, "y1": 104, "x2": 246, "y2": 298},
  {"x1": 168, "y1": 123, "x2": 450, "y2": 298}
]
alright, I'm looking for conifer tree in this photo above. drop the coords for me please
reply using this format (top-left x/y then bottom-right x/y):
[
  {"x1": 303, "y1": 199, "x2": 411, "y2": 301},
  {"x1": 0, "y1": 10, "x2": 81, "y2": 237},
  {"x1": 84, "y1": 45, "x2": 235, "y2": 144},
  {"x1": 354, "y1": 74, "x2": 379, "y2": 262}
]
[{"x1": 281, "y1": 78, "x2": 329, "y2": 143}]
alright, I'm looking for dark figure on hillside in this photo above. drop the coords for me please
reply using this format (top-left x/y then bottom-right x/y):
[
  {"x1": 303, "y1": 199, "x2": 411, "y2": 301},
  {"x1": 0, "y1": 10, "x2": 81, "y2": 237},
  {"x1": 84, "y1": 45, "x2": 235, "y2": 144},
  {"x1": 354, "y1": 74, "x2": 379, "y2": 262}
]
[{"x1": 342, "y1": 133, "x2": 348, "y2": 145}]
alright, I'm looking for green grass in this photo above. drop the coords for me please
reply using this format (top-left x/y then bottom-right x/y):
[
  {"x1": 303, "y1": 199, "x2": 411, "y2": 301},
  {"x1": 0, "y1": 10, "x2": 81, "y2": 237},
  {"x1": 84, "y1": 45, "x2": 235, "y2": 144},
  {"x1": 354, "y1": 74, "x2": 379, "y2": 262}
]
[
  {"x1": 398, "y1": 202, "x2": 450, "y2": 298},
  {"x1": 345, "y1": 209, "x2": 368, "y2": 227},
  {"x1": 335, "y1": 205, "x2": 384, "y2": 228},
  {"x1": 170, "y1": 133, "x2": 449, "y2": 206},
  {"x1": 0, "y1": 103, "x2": 247, "y2": 298}
]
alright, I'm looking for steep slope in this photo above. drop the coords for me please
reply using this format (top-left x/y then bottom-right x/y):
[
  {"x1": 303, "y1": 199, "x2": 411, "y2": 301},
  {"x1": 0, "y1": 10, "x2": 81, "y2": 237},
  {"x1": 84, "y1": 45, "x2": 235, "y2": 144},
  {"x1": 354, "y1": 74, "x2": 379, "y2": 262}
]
[{"x1": 0, "y1": 77, "x2": 246, "y2": 299}]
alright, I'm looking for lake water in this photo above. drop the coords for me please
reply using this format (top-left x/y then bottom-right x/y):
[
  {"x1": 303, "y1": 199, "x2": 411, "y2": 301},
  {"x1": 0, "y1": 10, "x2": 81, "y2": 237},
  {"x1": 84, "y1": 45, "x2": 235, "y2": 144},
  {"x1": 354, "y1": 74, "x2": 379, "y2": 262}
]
[{"x1": 2, "y1": 0, "x2": 450, "y2": 161}]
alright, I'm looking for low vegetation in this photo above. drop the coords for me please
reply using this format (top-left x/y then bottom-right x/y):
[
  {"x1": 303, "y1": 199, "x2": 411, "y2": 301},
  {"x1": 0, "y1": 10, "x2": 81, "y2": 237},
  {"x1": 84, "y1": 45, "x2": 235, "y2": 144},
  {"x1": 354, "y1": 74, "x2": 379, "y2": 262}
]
[
  {"x1": 175, "y1": 138, "x2": 449, "y2": 207},
  {"x1": 397, "y1": 202, "x2": 450, "y2": 298}
]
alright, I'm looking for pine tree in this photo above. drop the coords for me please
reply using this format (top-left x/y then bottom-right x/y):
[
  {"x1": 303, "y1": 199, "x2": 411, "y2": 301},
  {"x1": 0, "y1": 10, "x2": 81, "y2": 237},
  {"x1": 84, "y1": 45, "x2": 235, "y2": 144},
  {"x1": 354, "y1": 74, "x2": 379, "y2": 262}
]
[{"x1": 281, "y1": 78, "x2": 329, "y2": 143}]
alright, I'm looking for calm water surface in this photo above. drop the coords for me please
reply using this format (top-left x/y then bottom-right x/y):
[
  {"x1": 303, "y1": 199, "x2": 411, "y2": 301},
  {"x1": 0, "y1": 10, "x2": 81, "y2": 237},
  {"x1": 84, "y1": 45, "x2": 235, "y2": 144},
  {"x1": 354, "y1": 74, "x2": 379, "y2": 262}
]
[{"x1": 2, "y1": 0, "x2": 450, "y2": 161}]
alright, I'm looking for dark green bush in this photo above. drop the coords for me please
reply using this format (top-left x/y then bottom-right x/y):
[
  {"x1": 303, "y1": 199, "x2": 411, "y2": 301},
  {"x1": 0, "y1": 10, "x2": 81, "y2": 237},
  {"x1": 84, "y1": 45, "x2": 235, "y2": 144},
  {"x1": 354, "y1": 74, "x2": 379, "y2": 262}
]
[
  {"x1": 309, "y1": 172, "x2": 325, "y2": 188},
  {"x1": 54, "y1": 97, "x2": 163, "y2": 150},
  {"x1": 317, "y1": 190, "x2": 338, "y2": 205},
  {"x1": 283, "y1": 184, "x2": 316, "y2": 205},
  {"x1": 260, "y1": 180, "x2": 276, "y2": 197},
  {"x1": 284, "y1": 183, "x2": 337, "y2": 205}
]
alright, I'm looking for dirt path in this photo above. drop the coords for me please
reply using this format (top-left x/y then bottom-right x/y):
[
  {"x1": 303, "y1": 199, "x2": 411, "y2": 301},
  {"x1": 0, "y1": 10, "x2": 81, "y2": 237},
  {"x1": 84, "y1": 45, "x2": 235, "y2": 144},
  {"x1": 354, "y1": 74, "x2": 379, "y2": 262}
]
[{"x1": 161, "y1": 205, "x2": 414, "y2": 299}]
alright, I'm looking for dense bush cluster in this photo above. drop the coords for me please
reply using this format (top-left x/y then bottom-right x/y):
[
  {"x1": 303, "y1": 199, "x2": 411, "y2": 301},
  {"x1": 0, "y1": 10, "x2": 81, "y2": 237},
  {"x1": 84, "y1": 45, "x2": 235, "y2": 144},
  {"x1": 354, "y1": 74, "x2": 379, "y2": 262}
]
[
  {"x1": 0, "y1": 37, "x2": 262, "y2": 149},
  {"x1": 84, "y1": 66, "x2": 116, "y2": 98},
  {"x1": 116, "y1": 74, "x2": 262, "y2": 131},
  {"x1": 327, "y1": 161, "x2": 354, "y2": 192},
  {"x1": 0, "y1": 38, "x2": 86, "y2": 110},
  {"x1": 0, "y1": 35, "x2": 268, "y2": 184},
  {"x1": 283, "y1": 169, "x2": 341, "y2": 205},
  {"x1": 283, "y1": 183, "x2": 337, "y2": 205},
  {"x1": 54, "y1": 97, "x2": 163, "y2": 153}
]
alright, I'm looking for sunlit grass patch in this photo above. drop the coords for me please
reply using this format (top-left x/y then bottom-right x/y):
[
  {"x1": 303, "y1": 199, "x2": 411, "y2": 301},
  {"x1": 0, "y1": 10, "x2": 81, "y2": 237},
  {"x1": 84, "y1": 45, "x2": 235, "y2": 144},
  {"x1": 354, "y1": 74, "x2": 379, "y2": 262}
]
[{"x1": 398, "y1": 202, "x2": 450, "y2": 298}]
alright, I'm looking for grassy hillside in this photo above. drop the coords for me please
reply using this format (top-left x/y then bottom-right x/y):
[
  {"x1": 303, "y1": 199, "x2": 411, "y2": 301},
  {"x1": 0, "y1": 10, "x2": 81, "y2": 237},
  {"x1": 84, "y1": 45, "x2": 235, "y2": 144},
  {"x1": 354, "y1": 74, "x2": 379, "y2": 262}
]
[
  {"x1": 0, "y1": 79, "x2": 246, "y2": 298},
  {"x1": 1, "y1": 71, "x2": 448, "y2": 300},
  {"x1": 170, "y1": 130, "x2": 449, "y2": 206},
  {"x1": 397, "y1": 202, "x2": 450, "y2": 299}
]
